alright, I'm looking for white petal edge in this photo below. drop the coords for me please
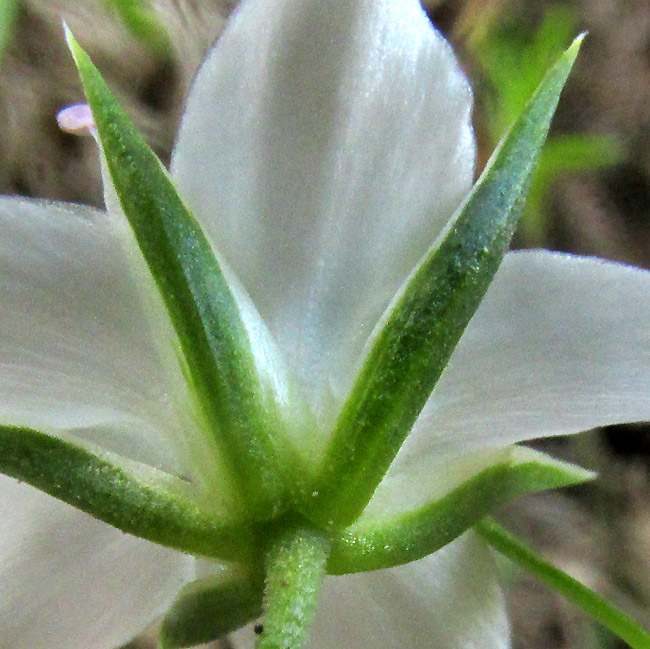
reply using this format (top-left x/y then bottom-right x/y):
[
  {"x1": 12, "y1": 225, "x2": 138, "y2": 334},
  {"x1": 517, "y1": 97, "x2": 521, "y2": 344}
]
[
  {"x1": 0, "y1": 195, "x2": 227, "y2": 489},
  {"x1": 230, "y1": 532, "x2": 509, "y2": 649},
  {"x1": 171, "y1": 0, "x2": 475, "y2": 424},
  {"x1": 395, "y1": 250, "x2": 650, "y2": 470},
  {"x1": 0, "y1": 475, "x2": 193, "y2": 649}
]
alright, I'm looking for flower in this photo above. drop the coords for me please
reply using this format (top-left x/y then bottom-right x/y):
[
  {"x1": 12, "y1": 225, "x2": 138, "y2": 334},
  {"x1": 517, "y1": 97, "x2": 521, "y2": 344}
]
[{"x1": 0, "y1": 0, "x2": 649, "y2": 648}]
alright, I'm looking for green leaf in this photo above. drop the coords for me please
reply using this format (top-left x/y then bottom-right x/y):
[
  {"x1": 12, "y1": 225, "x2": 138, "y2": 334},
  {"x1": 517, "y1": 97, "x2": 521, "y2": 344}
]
[
  {"x1": 305, "y1": 37, "x2": 585, "y2": 529},
  {"x1": 0, "y1": 425, "x2": 253, "y2": 563},
  {"x1": 65, "y1": 30, "x2": 295, "y2": 520},
  {"x1": 160, "y1": 568, "x2": 263, "y2": 649},
  {"x1": 327, "y1": 447, "x2": 593, "y2": 574},
  {"x1": 477, "y1": 517, "x2": 650, "y2": 649}
]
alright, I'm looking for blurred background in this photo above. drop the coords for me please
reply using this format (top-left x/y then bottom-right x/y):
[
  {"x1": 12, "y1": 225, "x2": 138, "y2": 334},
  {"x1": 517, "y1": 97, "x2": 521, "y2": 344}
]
[{"x1": 0, "y1": 0, "x2": 648, "y2": 647}]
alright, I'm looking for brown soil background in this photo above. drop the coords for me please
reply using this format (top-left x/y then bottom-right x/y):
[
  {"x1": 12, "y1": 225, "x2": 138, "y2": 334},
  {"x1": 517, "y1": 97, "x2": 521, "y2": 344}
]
[{"x1": 1, "y1": 1, "x2": 649, "y2": 648}]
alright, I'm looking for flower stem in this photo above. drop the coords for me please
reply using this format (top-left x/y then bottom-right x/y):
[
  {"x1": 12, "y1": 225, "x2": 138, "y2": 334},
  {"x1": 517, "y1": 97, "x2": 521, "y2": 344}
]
[
  {"x1": 477, "y1": 516, "x2": 650, "y2": 649},
  {"x1": 257, "y1": 522, "x2": 330, "y2": 649}
]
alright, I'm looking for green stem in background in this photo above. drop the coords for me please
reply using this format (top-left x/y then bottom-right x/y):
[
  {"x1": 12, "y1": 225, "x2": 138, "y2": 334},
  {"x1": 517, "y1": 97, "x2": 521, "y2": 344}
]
[
  {"x1": 257, "y1": 523, "x2": 330, "y2": 649},
  {"x1": 477, "y1": 517, "x2": 650, "y2": 649}
]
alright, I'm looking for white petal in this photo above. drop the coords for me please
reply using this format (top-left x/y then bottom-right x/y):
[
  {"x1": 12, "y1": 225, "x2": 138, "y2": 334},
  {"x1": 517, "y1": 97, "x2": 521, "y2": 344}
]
[
  {"x1": 171, "y1": 0, "x2": 475, "y2": 419},
  {"x1": 0, "y1": 474, "x2": 193, "y2": 649},
  {"x1": 396, "y1": 251, "x2": 650, "y2": 468},
  {"x1": 0, "y1": 196, "x2": 210, "y2": 478},
  {"x1": 230, "y1": 533, "x2": 509, "y2": 649}
]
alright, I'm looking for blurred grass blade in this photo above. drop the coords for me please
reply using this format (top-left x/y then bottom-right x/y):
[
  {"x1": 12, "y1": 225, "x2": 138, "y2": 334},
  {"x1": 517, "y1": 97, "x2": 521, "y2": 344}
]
[
  {"x1": 537, "y1": 133, "x2": 623, "y2": 173},
  {"x1": 66, "y1": 30, "x2": 294, "y2": 520},
  {"x1": 477, "y1": 517, "x2": 650, "y2": 649},
  {"x1": 306, "y1": 37, "x2": 584, "y2": 529},
  {"x1": 520, "y1": 133, "x2": 623, "y2": 243},
  {"x1": 0, "y1": 0, "x2": 20, "y2": 64},
  {"x1": 102, "y1": 0, "x2": 171, "y2": 56}
]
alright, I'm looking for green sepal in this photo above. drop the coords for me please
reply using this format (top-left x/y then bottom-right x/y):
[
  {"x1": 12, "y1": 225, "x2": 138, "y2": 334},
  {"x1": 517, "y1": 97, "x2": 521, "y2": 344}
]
[
  {"x1": 477, "y1": 517, "x2": 650, "y2": 649},
  {"x1": 159, "y1": 568, "x2": 263, "y2": 649},
  {"x1": 327, "y1": 447, "x2": 593, "y2": 574},
  {"x1": 306, "y1": 36, "x2": 584, "y2": 529},
  {"x1": 65, "y1": 29, "x2": 293, "y2": 520},
  {"x1": 0, "y1": 425, "x2": 254, "y2": 563}
]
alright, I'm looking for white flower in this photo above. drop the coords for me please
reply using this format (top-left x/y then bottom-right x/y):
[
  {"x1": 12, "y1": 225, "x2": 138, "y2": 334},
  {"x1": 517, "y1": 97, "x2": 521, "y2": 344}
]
[{"x1": 0, "y1": 0, "x2": 649, "y2": 648}]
